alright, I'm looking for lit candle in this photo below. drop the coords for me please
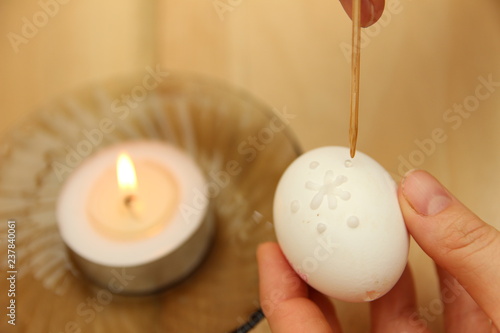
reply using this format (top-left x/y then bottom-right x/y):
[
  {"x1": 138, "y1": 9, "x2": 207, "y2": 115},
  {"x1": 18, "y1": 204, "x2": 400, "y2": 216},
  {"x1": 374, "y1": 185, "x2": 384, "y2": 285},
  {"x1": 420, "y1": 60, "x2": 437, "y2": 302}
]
[
  {"x1": 57, "y1": 141, "x2": 213, "y2": 294},
  {"x1": 87, "y1": 151, "x2": 178, "y2": 240}
]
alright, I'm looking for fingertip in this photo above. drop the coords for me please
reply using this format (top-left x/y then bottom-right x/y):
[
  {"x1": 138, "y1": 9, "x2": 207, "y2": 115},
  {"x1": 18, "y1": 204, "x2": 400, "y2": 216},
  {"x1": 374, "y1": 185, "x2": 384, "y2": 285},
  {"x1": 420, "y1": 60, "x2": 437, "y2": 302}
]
[
  {"x1": 257, "y1": 241, "x2": 308, "y2": 299},
  {"x1": 339, "y1": 0, "x2": 386, "y2": 27},
  {"x1": 257, "y1": 242, "x2": 284, "y2": 268},
  {"x1": 368, "y1": 0, "x2": 385, "y2": 26},
  {"x1": 257, "y1": 241, "x2": 277, "y2": 256},
  {"x1": 400, "y1": 170, "x2": 453, "y2": 217}
]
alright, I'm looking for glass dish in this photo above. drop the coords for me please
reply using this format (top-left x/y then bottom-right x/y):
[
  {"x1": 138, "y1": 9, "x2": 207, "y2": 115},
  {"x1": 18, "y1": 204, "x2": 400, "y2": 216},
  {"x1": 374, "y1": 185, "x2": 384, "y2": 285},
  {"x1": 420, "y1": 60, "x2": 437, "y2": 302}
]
[{"x1": 0, "y1": 72, "x2": 301, "y2": 333}]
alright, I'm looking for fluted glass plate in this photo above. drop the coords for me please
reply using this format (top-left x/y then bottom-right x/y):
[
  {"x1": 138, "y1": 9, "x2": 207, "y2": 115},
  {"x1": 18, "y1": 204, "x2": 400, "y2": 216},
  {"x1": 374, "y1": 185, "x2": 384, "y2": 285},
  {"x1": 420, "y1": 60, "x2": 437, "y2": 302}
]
[{"x1": 0, "y1": 72, "x2": 301, "y2": 333}]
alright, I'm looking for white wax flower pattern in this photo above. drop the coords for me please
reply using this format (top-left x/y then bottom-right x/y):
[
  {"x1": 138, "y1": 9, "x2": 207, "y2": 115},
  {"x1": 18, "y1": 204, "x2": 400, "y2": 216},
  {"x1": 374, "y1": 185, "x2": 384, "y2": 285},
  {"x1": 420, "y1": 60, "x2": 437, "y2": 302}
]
[{"x1": 305, "y1": 170, "x2": 351, "y2": 210}]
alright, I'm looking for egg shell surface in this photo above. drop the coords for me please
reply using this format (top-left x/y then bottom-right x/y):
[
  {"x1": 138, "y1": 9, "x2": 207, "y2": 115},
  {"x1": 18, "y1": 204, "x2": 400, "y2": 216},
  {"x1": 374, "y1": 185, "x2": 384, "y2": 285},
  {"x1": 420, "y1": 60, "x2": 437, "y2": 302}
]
[{"x1": 273, "y1": 146, "x2": 409, "y2": 302}]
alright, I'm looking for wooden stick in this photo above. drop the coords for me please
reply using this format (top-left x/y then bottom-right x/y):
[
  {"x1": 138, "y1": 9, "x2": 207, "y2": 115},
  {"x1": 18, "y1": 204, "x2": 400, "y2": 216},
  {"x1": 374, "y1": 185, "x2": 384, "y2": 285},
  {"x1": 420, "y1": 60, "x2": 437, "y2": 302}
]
[{"x1": 349, "y1": 0, "x2": 361, "y2": 158}]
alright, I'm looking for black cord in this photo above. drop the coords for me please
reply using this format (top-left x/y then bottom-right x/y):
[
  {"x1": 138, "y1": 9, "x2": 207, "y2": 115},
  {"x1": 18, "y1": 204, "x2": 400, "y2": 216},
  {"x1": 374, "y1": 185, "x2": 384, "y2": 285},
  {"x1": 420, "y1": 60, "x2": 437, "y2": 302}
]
[{"x1": 229, "y1": 308, "x2": 265, "y2": 333}]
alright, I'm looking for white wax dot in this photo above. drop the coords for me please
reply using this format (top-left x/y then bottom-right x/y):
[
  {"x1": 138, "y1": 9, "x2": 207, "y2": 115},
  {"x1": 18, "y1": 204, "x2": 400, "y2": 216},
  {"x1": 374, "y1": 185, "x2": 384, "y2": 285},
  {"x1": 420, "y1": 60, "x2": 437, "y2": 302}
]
[
  {"x1": 290, "y1": 200, "x2": 300, "y2": 214},
  {"x1": 344, "y1": 160, "x2": 353, "y2": 168},
  {"x1": 347, "y1": 216, "x2": 359, "y2": 229},
  {"x1": 309, "y1": 161, "x2": 319, "y2": 169},
  {"x1": 316, "y1": 223, "x2": 327, "y2": 234}
]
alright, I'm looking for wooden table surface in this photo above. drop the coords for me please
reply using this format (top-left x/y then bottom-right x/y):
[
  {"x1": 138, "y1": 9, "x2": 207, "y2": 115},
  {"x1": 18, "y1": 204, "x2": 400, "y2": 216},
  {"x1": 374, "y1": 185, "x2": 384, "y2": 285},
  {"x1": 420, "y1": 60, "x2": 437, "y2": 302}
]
[{"x1": 1, "y1": 1, "x2": 500, "y2": 332}]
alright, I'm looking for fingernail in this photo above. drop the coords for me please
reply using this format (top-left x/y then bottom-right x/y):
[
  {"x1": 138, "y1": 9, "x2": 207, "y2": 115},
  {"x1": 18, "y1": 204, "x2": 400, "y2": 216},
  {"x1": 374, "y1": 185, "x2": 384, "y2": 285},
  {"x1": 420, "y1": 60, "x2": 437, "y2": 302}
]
[
  {"x1": 364, "y1": 0, "x2": 376, "y2": 26},
  {"x1": 402, "y1": 170, "x2": 452, "y2": 216}
]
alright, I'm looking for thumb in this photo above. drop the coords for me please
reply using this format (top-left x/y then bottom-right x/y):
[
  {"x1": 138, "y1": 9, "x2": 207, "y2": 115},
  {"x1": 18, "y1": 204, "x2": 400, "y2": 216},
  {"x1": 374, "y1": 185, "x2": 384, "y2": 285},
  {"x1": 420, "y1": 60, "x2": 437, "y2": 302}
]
[
  {"x1": 398, "y1": 170, "x2": 500, "y2": 325},
  {"x1": 339, "y1": 0, "x2": 385, "y2": 27}
]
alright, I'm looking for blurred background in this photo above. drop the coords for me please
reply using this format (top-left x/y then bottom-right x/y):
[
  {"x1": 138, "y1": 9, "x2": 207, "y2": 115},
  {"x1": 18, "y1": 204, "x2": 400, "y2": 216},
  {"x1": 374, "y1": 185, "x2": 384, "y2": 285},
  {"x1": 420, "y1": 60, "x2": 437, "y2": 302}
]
[{"x1": 1, "y1": 0, "x2": 499, "y2": 332}]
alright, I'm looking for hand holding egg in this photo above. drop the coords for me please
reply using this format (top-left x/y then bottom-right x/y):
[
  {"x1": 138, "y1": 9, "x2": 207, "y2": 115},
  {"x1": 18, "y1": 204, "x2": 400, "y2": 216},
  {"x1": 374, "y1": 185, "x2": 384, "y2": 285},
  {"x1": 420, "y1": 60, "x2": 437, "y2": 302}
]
[{"x1": 273, "y1": 146, "x2": 408, "y2": 302}]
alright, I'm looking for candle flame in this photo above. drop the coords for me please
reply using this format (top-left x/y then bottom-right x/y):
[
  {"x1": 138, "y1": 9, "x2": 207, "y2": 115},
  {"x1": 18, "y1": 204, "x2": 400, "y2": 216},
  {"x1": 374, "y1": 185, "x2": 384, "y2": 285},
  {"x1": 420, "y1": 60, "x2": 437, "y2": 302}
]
[{"x1": 117, "y1": 153, "x2": 137, "y2": 192}]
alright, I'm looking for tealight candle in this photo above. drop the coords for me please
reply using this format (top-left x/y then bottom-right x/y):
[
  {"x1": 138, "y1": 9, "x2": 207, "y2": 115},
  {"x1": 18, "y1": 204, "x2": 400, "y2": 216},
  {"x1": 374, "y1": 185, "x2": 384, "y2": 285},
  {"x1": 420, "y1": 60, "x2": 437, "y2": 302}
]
[{"x1": 57, "y1": 140, "x2": 213, "y2": 294}]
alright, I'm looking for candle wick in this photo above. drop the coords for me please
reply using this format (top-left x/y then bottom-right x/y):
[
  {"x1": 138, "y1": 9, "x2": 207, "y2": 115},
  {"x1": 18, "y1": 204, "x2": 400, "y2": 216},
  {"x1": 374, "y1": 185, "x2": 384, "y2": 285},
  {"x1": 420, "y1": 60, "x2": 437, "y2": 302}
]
[
  {"x1": 124, "y1": 195, "x2": 138, "y2": 219},
  {"x1": 124, "y1": 195, "x2": 135, "y2": 207}
]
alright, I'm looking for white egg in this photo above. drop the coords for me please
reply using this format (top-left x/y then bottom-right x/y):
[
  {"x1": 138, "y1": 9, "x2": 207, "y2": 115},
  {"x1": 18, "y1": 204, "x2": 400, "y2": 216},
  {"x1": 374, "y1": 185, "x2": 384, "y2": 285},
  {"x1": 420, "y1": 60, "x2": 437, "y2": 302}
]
[{"x1": 273, "y1": 146, "x2": 408, "y2": 302}]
